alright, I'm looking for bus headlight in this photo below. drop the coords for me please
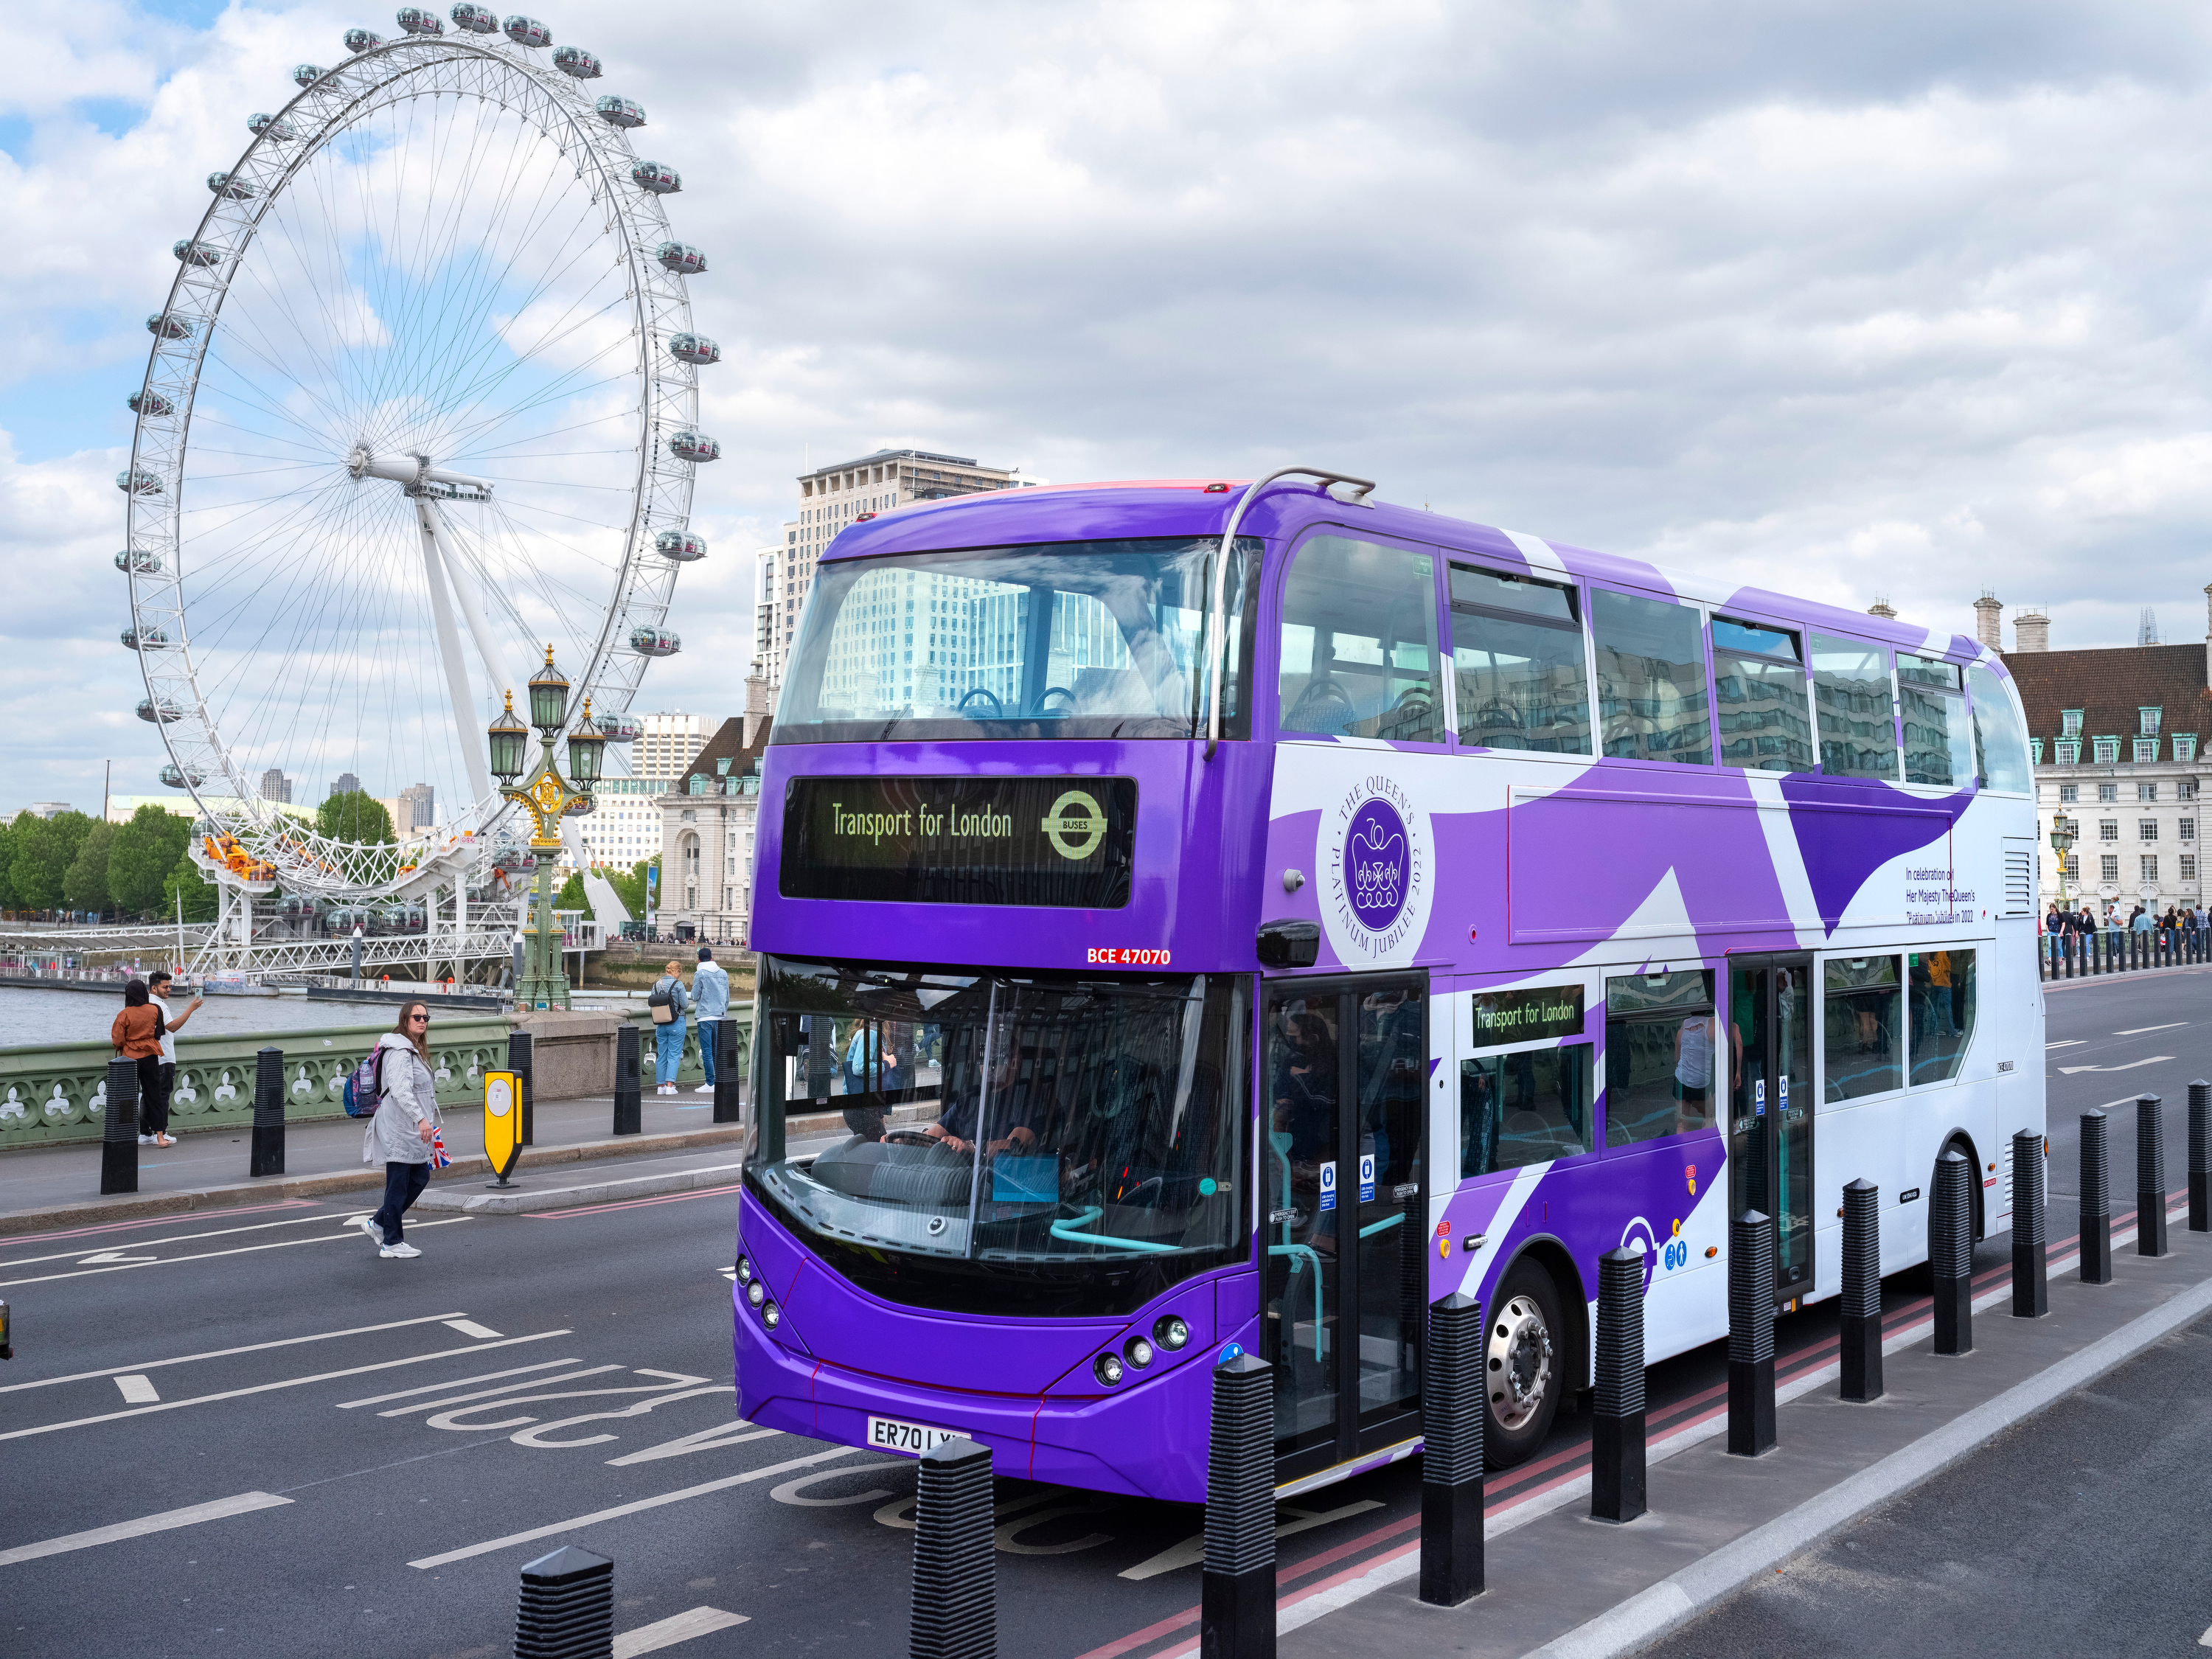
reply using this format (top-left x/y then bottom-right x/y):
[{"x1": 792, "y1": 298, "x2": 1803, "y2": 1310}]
[
  {"x1": 745, "y1": 1279, "x2": 766, "y2": 1308},
  {"x1": 1094, "y1": 1352, "x2": 1124, "y2": 1387},
  {"x1": 735, "y1": 1256, "x2": 754, "y2": 1284},
  {"x1": 762, "y1": 1301, "x2": 781, "y2": 1329},
  {"x1": 1153, "y1": 1315, "x2": 1189, "y2": 1351},
  {"x1": 1125, "y1": 1336, "x2": 1154, "y2": 1368}
]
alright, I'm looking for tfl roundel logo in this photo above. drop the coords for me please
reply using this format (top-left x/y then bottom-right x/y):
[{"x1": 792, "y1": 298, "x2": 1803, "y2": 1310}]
[{"x1": 1321, "y1": 775, "x2": 1431, "y2": 964}]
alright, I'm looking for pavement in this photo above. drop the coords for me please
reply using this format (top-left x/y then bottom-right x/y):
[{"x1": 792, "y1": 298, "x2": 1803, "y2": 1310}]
[{"x1": 1, "y1": 970, "x2": 2208, "y2": 1659}]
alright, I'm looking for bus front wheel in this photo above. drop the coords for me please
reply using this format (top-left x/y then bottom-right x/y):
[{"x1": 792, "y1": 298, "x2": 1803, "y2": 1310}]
[{"x1": 1483, "y1": 1257, "x2": 1565, "y2": 1469}]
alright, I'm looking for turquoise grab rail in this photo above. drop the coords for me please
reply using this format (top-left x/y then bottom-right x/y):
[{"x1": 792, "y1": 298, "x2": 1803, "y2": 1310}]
[
  {"x1": 1049, "y1": 1206, "x2": 1179, "y2": 1254},
  {"x1": 1358, "y1": 1210, "x2": 1404, "y2": 1239}
]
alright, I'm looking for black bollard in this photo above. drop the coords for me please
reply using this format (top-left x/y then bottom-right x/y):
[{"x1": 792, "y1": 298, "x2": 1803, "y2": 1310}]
[
  {"x1": 1931, "y1": 1150, "x2": 1973, "y2": 1355},
  {"x1": 249, "y1": 1044, "x2": 285, "y2": 1177},
  {"x1": 1201, "y1": 1352, "x2": 1275, "y2": 1659},
  {"x1": 2137, "y1": 1094, "x2": 2168, "y2": 1258},
  {"x1": 509, "y1": 1029, "x2": 535, "y2": 1147},
  {"x1": 100, "y1": 1057, "x2": 139, "y2": 1196},
  {"x1": 2081, "y1": 1109, "x2": 2113, "y2": 1284},
  {"x1": 1839, "y1": 1178, "x2": 1882, "y2": 1402},
  {"x1": 712, "y1": 1015, "x2": 744, "y2": 1124},
  {"x1": 612, "y1": 1022, "x2": 641, "y2": 1136},
  {"x1": 514, "y1": 1543, "x2": 613, "y2": 1659},
  {"x1": 1590, "y1": 1248, "x2": 1646, "y2": 1522},
  {"x1": 1727, "y1": 1210, "x2": 1775, "y2": 1457},
  {"x1": 911, "y1": 1437, "x2": 996, "y2": 1659},
  {"x1": 1419, "y1": 1293, "x2": 1484, "y2": 1604},
  {"x1": 2011, "y1": 1129, "x2": 2048, "y2": 1317},
  {"x1": 2189, "y1": 1080, "x2": 2210, "y2": 1234}
]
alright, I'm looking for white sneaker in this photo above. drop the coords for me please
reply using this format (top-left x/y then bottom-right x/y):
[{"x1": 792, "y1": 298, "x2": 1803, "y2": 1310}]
[
  {"x1": 355, "y1": 1215, "x2": 383, "y2": 1247},
  {"x1": 139, "y1": 1135, "x2": 155, "y2": 1145},
  {"x1": 379, "y1": 1242, "x2": 420, "y2": 1259},
  {"x1": 694, "y1": 1083, "x2": 714, "y2": 1093}
]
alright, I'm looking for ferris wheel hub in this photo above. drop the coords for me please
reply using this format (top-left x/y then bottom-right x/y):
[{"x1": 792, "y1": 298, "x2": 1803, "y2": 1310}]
[{"x1": 349, "y1": 443, "x2": 493, "y2": 501}]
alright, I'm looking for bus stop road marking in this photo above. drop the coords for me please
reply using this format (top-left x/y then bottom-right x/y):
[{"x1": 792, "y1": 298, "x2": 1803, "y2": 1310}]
[
  {"x1": 613, "y1": 1607, "x2": 750, "y2": 1657},
  {"x1": 0, "y1": 1198, "x2": 321, "y2": 1249},
  {"x1": 337, "y1": 1358, "x2": 588, "y2": 1409},
  {"x1": 0, "y1": 1329, "x2": 571, "y2": 1443},
  {"x1": 113, "y1": 1374, "x2": 159, "y2": 1403},
  {"x1": 521, "y1": 1183, "x2": 747, "y2": 1220},
  {"x1": 0, "y1": 1491, "x2": 291, "y2": 1568},
  {"x1": 0, "y1": 1217, "x2": 472, "y2": 1288},
  {"x1": 407, "y1": 1446, "x2": 886, "y2": 1568},
  {"x1": 0, "y1": 1208, "x2": 358, "y2": 1270},
  {"x1": 0, "y1": 1310, "x2": 468, "y2": 1395}
]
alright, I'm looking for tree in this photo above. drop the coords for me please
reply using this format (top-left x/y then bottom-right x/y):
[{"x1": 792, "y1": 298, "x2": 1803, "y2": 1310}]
[
  {"x1": 554, "y1": 870, "x2": 587, "y2": 910},
  {"x1": 109, "y1": 804, "x2": 192, "y2": 917},
  {"x1": 11, "y1": 810, "x2": 92, "y2": 912},
  {"x1": 317, "y1": 790, "x2": 396, "y2": 845},
  {"x1": 163, "y1": 846, "x2": 218, "y2": 924},
  {"x1": 0, "y1": 813, "x2": 19, "y2": 911},
  {"x1": 605, "y1": 857, "x2": 657, "y2": 919},
  {"x1": 63, "y1": 821, "x2": 115, "y2": 916}
]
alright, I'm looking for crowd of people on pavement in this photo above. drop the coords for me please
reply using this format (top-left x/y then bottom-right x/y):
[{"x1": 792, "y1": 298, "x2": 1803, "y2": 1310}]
[{"x1": 2043, "y1": 900, "x2": 2210, "y2": 939}]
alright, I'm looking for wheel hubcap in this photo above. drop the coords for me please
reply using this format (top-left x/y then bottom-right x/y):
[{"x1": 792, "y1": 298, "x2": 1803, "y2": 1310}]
[{"x1": 1487, "y1": 1293, "x2": 1554, "y2": 1432}]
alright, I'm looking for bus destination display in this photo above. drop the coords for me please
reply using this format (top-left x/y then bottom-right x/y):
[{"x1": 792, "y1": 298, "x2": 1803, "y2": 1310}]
[{"x1": 781, "y1": 776, "x2": 1137, "y2": 908}]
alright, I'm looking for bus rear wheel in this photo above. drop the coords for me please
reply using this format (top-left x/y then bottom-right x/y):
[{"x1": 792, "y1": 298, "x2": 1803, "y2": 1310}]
[{"x1": 1484, "y1": 1257, "x2": 1565, "y2": 1469}]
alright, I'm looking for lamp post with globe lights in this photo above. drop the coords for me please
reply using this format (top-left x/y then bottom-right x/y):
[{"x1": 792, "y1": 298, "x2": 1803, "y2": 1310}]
[
  {"x1": 2049, "y1": 812, "x2": 2077, "y2": 914},
  {"x1": 487, "y1": 647, "x2": 604, "y2": 1010}
]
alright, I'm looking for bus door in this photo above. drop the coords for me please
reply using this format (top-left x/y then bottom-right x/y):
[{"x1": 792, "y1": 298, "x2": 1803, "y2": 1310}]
[
  {"x1": 1262, "y1": 974, "x2": 1429, "y2": 1484},
  {"x1": 1726, "y1": 954, "x2": 1814, "y2": 1304}
]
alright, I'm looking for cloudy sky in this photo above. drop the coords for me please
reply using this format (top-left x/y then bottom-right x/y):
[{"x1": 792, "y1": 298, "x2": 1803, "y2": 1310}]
[{"x1": 9, "y1": 0, "x2": 2212, "y2": 815}]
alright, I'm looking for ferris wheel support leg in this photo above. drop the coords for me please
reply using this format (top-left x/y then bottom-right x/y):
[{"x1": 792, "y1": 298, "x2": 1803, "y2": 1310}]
[
  {"x1": 420, "y1": 497, "x2": 524, "y2": 737},
  {"x1": 414, "y1": 499, "x2": 495, "y2": 810}
]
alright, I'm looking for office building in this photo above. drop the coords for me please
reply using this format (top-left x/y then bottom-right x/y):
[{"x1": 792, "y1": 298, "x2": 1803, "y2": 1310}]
[
  {"x1": 398, "y1": 782, "x2": 436, "y2": 835},
  {"x1": 633, "y1": 712, "x2": 714, "y2": 787},
  {"x1": 259, "y1": 768, "x2": 292, "y2": 804},
  {"x1": 655, "y1": 705, "x2": 775, "y2": 945},
  {"x1": 330, "y1": 771, "x2": 361, "y2": 799}
]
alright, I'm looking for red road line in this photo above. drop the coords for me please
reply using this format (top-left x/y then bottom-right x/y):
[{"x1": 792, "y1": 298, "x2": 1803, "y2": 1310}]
[
  {"x1": 0, "y1": 1198, "x2": 322, "y2": 1248},
  {"x1": 521, "y1": 1182, "x2": 745, "y2": 1219}
]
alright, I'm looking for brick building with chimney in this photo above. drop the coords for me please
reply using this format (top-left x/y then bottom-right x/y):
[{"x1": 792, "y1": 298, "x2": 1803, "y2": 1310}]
[{"x1": 653, "y1": 672, "x2": 776, "y2": 944}]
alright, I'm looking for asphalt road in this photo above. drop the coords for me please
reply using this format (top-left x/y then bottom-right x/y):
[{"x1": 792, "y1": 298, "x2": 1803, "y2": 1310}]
[
  {"x1": 1638, "y1": 1307, "x2": 2212, "y2": 1659},
  {"x1": 0, "y1": 967, "x2": 2202, "y2": 1659}
]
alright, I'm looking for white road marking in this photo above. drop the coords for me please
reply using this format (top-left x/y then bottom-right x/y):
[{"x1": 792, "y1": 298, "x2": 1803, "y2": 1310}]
[
  {"x1": 0, "y1": 1217, "x2": 473, "y2": 1288},
  {"x1": 2197, "y1": 1621, "x2": 2211, "y2": 1648},
  {"x1": 2044, "y1": 1040, "x2": 2085, "y2": 1049},
  {"x1": 0, "y1": 1209, "x2": 359, "y2": 1270},
  {"x1": 0, "y1": 1329, "x2": 571, "y2": 1444},
  {"x1": 606, "y1": 1421, "x2": 779, "y2": 1466},
  {"x1": 336, "y1": 1358, "x2": 584, "y2": 1409},
  {"x1": 2115, "y1": 1023, "x2": 2188, "y2": 1035},
  {"x1": 378, "y1": 1366, "x2": 624, "y2": 1417},
  {"x1": 442, "y1": 1319, "x2": 503, "y2": 1340},
  {"x1": 0, "y1": 1491, "x2": 291, "y2": 1568},
  {"x1": 408, "y1": 1445, "x2": 880, "y2": 1568},
  {"x1": 2057, "y1": 1056, "x2": 2174, "y2": 1075},
  {"x1": 113, "y1": 1374, "x2": 159, "y2": 1404},
  {"x1": 1119, "y1": 1497, "x2": 1385, "y2": 1579},
  {"x1": 614, "y1": 1607, "x2": 751, "y2": 1657},
  {"x1": 76, "y1": 1251, "x2": 158, "y2": 1265},
  {"x1": 0, "y1": 1311, "x2": 468, "y2": 1395}
]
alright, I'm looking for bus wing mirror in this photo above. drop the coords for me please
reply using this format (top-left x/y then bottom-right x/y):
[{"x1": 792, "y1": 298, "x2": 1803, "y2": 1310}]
[{"x1": 1256, "y1": 919, "x2": 1321, "y2": 969}]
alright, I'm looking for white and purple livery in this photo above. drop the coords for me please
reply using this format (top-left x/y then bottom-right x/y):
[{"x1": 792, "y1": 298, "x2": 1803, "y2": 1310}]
[{"x1": 736, "y1": 470, "x2": 2042, "y2": 1500}]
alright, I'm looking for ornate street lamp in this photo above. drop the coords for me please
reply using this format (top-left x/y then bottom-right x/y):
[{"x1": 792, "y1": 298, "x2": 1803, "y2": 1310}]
[
  {"x1": 487, "y1": 644, "x2": 596, "y2": 1012},
  {"x1": 2050, "y1": 811, "x2": 2076, "y2": 910}
]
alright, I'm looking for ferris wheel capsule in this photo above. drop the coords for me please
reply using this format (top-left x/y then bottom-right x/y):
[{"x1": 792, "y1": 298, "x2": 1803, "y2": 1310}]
[
  {"x1": 147, "y1": 311, "x2": 195, "y2": 340},
  {"x1": 655, "y1": 240, "x2": 706, "y2": 276},
  {"x1": 122, "y1": 625, "x2": 171, "y2": 652},
  {"x1": 207, "y1": 170, "x2": 256, "y2": 199},
  {"x1": 668, "y1": 333, "x2": 720, "y2": 366},
  {"x1": 129, "y1": 389, "x2": 175, "y2": 418},
  {"x1": 655, "y1": 529, "x2": 707, "y2": 561},
  {"x1": 396, "y1": 6, "x2": 444, "y2": 35},
  {"x1": 116, "y1": 548, "x2": 164, "y2": 574},
  {"x1": 594, "y1": 713, "x2": 643, "y2": 743},
  {"x1": 630, "y1": 626, "x2": 681, "y2": 658},
  {"x1": 450, "y1": 2, "x2": 497, "y2": 30},
  {"x1": 595, "y1": 94, "x2": 644, "y2": 129},
  {"x1": 136, "y1": 697, "x2": 184, "y2": 724},
  {"x1": 503, "y1": 14, "x2": 552, "y2": 47},
  {"x1": 159, "y1": 762, "x2": 204, "y2": 790},
  {"x1": 344, "y1": 27, "x2": 383, "y2": 52},
  {"x1": 174, "y1": 238, "x2": 221, "y2": 267},
  {"x1": 118, "y1": 468, "x2": 164, "y2": 495},
  {"x1": 668, "y1": 431, "x2": 720, "y2": 463},
  {"x1": 554, "y1": 44, "x2": 601, "y2": 77},
  {"x1": 248, "y1": 112, "x2": 297, "y2": 141},
  {"x1": 630, "y1": 159, "x2": 681, "y2": 194},
  {"x1": 293, "y1": 63, "x2": 324, "y2": 86}
]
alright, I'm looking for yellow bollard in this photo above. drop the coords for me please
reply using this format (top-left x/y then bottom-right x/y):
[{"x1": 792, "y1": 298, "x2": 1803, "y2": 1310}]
[{"x1": 483, "y1": 1069, "x2": 523, "y2": 1187}]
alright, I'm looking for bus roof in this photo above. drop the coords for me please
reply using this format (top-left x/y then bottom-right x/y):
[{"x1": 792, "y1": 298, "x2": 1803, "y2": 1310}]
[{"x1": 819, "y1": 480, "x2": 1996, "y2": 672}]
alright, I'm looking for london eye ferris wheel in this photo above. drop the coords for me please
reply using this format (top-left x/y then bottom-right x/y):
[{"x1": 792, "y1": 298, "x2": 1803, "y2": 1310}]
[{"x1": 120, "y1": 6, "x2": 717, "y2": 906}]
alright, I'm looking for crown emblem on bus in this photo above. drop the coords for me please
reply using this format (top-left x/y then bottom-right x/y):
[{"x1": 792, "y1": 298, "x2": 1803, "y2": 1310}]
[
  {"x1": 1343, "y1": 800, "x2": 1409, "y2": 929},
  {"x1": 1040, "y1": 788, "x2": 1106, "y2": 860}
]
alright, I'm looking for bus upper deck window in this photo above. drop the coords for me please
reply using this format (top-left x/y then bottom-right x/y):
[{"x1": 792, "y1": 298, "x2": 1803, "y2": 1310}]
[
  {"x1": 1710, "y1": 618, "x2": 1812, "y2": 774},
  {"x1": 1591, "y1": 589, "x2": 1711, "y2": 765},
  {"x1": 1966, "y1": 664, "x2": 2032, "y2": 793},
  {"x1": 1810, "y1": 634, "x2": 1900, "y2": 782},
  {"x1": 1448, "y1": 564, "x2": 1590, "y2": 755},
  {"x1": 1278, "y1": 536, "x2": 1443, "y2": 744},
  {"x1": 1899, "y1": 655, "x2": 1974, "y2": 787}
]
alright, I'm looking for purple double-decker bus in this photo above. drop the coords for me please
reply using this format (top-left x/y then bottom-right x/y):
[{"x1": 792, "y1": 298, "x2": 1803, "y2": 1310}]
[{"x1": 735, "y1": 467, "x2": 2043, "y2": 1501}]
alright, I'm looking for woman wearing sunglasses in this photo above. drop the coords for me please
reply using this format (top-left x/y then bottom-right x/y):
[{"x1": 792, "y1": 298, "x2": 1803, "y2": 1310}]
[{"x1": 355, "y1": 1001, "x2": 444, "y2": 1259}]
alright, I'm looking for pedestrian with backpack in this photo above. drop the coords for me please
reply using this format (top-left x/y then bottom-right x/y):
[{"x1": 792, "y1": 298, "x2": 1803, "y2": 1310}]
[
  {"x1": 649, "y1": 960, "x2": 689, "y2": 1095},
  {"x1": 353, "y1": 1001, "x2": 443, "y2": 1259}
]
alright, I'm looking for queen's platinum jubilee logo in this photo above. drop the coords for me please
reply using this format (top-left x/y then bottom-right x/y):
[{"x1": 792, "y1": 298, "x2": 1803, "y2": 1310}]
[{"x1": 1322, "y1": 773, "x2": 1430, "y2": 963}]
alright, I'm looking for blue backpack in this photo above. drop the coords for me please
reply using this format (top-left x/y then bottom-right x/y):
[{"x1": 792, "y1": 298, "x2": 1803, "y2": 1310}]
[{"x1": 342, "y1": 1048, "x2": 386, "y2": 1119}]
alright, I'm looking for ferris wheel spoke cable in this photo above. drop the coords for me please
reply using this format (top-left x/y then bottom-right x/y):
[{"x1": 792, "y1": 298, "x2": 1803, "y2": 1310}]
[{"x1": 422, "y1": 276, "x2": 640, "y2": 450}]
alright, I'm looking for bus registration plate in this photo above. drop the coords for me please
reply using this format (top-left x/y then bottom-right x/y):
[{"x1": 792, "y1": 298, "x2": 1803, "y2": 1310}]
[{"x1": 868, "y1": 1414, "x2": 961, "y2": 1456}]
